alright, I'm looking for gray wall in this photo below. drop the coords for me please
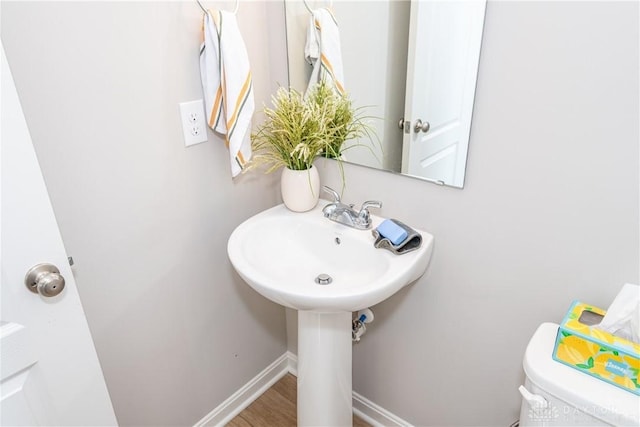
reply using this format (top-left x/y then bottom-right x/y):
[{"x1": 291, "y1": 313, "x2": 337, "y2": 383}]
[
  {"x1": 310, "y1": 1, "x2": 639, "y2": 425},
  {"x1": 1, "y1": 1, "x2": 289, "y2": 426}
]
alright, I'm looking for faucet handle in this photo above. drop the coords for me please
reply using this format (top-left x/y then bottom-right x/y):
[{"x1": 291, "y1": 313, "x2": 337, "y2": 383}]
[
  {"x1": 322, "y1": 186, "x2": 341, "y2": 203},
  {"x1": 360, "y1": 200, "x2": 382, "y2": 211},
  {"x1": 356, "y1": 200, "x2": 382, "y2": 229}
]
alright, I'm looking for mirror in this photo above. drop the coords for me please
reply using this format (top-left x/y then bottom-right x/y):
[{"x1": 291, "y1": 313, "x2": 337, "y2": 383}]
[{"x1": 284, "y1": 0, "x2": 487, "y2": 188}]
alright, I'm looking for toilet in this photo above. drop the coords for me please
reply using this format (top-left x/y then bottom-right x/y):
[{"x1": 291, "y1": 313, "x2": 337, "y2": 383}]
[{"x1": 519, "y1": 323, "x2": 639, "y2": 426}]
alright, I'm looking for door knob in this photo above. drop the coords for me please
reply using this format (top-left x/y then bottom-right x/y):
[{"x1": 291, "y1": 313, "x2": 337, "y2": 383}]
[
  {"x1": 414, "y1": 119, "x2": 430, "y2": 133},
  {"x1": 25, "y1": 263, "x2": 66, "y2": 297}
]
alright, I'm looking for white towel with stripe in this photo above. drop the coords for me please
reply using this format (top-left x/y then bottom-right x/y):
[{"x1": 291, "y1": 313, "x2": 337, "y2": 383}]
[
  {"x1": 304, "y1": 8, "x2": 345, "y2": 96},
  {"x1": 200, "y1": 10, "x2": 254, "y2": 177}
]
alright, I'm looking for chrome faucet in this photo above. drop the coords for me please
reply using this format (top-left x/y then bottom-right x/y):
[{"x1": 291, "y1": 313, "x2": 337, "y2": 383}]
[{"x1": 321, "y1": 186, "x2": 382, "y2": 230}]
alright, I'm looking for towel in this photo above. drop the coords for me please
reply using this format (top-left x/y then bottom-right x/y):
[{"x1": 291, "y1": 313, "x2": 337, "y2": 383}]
[
  {"x1": 372, "y1": 219, "x2": 422, "y2": 255},
  {"x1": 200, "y1": 10, "x2": 254, "y2": 177},
  {"x1": 304, "y1": 8, "x2": 345, "y2": 96}
]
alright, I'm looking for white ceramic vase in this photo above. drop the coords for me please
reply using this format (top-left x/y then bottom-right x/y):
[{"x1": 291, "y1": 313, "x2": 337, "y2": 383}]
[{"x1": 280, "y1": 166, "x2": 320, "y2": 212}]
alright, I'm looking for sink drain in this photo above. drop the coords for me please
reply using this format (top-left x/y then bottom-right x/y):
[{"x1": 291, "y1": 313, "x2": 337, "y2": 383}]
[{"x1": 315, "y1": 273, "x2": 333, "y2": 285}]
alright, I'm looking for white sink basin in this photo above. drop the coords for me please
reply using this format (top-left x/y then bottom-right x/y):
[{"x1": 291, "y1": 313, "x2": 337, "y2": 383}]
[
  {"x1": 227, "y1": 201, "x2": 434, "y2": 426},
  {"x1": 227, "y1": 202, "x2": 434, "y2": 312}
]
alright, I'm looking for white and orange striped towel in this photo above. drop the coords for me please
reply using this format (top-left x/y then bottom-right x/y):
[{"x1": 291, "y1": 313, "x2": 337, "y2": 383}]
[
  {"x1": 200, "y1": 10, "x2": 254, "y2": 177},
  {"x1": 305, "y1": 8, "x2": 345, "y2": 96}
]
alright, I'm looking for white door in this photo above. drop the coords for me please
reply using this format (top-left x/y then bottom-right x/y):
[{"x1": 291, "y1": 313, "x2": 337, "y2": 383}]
[
  {"x1": 401, "y1": 0, "x2": 486, "y2": 187},
  {"x1": 1, "y1": 44, "x2": 118, "y2": 426}
]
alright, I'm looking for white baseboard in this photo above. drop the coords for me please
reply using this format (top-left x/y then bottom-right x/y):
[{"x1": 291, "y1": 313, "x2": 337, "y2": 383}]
[
  {"x1": 352, "y1": 391, "x2": 412, "y2": 427},
  {"x1": 194, "y1": 352, "x2": 294, "y2": 426},
  {"x1": 194, "y1": 351, "x2": 411, "y2": 427},
  {"x1": 286, "y1": 351, "x2": 298, "y2": 376}
]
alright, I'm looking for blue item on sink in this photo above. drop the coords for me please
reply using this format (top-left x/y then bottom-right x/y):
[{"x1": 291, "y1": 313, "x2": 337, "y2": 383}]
[
  {"x1": 376, "y1": 219, "x2": 409, "y2": 245},
  {"x1": 371, "y1": 219, "x2": 422, "y2": 255}
]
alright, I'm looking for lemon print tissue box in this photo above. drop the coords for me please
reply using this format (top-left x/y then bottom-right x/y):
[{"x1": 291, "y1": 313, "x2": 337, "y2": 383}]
[{"x1": 553, "y1": 301, "x2": 640, "y2": 395}]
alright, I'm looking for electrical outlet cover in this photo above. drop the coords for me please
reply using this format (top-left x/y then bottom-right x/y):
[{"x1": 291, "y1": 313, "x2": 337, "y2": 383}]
[{"x1": 179, "y1": 100, "x2": 208, "y2": 147}]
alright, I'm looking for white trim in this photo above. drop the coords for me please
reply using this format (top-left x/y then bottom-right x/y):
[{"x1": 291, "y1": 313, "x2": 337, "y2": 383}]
[
  {"x1": 194, "y1": 352, "x2": 292, "y2": 427},
  {"x1": 194, "y1": 351, "x2": 411, "y2": 427},
  {"x1": 352, "y1": 391, "x2": 413, "y2": 427},
  {"x1": 286, "y1": 351, "x2": 298, "y2": 376}
]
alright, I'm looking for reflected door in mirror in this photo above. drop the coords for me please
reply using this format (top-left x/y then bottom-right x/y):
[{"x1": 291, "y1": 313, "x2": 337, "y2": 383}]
[{"x1": 402, "y1": 0, "x2": 486, "y2": 187}]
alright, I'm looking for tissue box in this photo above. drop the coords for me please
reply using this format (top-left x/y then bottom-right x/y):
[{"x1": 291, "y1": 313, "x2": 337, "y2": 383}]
[{"x1": 553, "y1": 301, "x2": 640, "y2": 395}]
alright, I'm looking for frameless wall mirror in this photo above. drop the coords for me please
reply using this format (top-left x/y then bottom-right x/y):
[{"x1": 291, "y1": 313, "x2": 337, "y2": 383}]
[{"x1": 284, "y1": 0, "x2": 487, "y2": 188}]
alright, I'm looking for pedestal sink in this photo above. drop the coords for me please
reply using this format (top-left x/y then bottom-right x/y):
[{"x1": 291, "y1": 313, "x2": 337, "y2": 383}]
[{"x1": 227, "y1": 202, "x2": 434, "y2": 426}]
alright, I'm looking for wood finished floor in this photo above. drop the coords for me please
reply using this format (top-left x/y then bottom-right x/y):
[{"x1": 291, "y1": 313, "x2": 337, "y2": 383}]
[{"x1": 226, "y1": 374, "x2": 371, "y2": 427}]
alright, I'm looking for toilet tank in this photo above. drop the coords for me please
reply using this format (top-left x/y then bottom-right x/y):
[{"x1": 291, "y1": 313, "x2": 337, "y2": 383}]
[{"x1": 519, "y1": 323, "x2": 639, "y2": 427}]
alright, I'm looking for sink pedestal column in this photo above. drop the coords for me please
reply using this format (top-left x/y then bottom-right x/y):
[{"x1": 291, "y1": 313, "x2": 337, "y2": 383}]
[{"x1": 297, "y1": 311, "x2": 352, "y2": 426}]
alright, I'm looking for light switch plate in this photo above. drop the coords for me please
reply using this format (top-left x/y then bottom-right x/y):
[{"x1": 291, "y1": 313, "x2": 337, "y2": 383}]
[{"x1": 179, "y1": 99, "x2": 208, "y2": 147}]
